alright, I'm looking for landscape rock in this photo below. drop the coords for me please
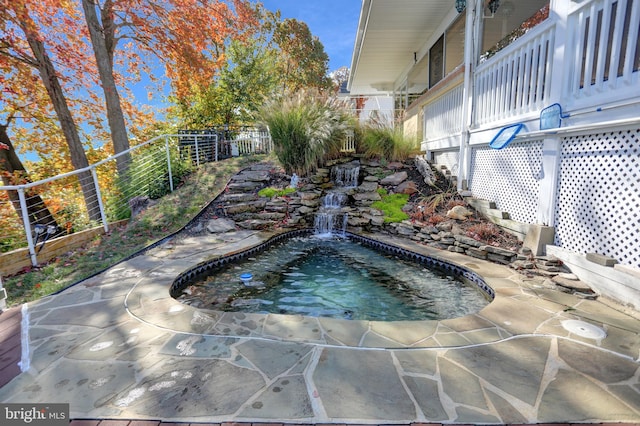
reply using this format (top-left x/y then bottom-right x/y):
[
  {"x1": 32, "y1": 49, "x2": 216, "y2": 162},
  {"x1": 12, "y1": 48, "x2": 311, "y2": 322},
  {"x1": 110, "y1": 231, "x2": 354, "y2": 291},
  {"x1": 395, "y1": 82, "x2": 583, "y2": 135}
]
[
  {"x1": 481, "y1": 245, "x2": 518, "y2": 258},
  {"x1": 206, "y1": 218, "x2": 237, "y2": 233},
  {"x1": 236, "y1": 219, "x2": 277, "y2": 230},
  {"x1": 129, "y1": 195, "x2": 155, "y2": 218},
  {"x1": 446, "y1": 205, "x2": 474, "y2": 220},
  {"x1": 414, "y1": 155, "x2": 435, "y2": 185},
  {"x1": 552, "y1": 275, "x2": 594, "y2": 293},
  {"x1": 225, "y1": 201, "x2": 265, "y2": 215},
  {"x1": 347, "y1": 216, "x2": 371, "y2": 227},
  {"x1": 237, "y1": 170, "x2": 270, "y2": 182},
  {"x1": 357, "y1": 181, "x2": 379, "y2": 192},
  {"x1": 353, "y1": 192, "x2": 382, "y2": 202},
  {"x1": 436, "y1": 222, "x2": 453, "y2": 232},
  {"x1": 466, "y1": 248, "x2": 488, "y2": 259},
  {"x1": 511, "y1": 260, "x2": 535, "y2": 269},
  {"x1": 227, "y1": 181, "x2": 263, "y2": 192},
  {"x1": 223, "y1": 193, "x2": 259, "y2": 203},
  {"x1": 387, "y1": 161, "x2": 405, "y2": 170},
  {"x1": 300, "y1": 198, "x2": 321, "y2": 208},
  {"x1": 299, "y1": 191, "x2": 321, "y2": 201},
  {"x1": 365, "y1": 214, "x2": 385, "y2": 226},
  {"x1": 454, "y1": 234, "x2": 484, "y2": 248},
  {"x1": 380, "y1": 171, "x2": 408, "y2": 186},
  {"x1": 396, "y1": 180, "x2": 418, "y2": 195}
]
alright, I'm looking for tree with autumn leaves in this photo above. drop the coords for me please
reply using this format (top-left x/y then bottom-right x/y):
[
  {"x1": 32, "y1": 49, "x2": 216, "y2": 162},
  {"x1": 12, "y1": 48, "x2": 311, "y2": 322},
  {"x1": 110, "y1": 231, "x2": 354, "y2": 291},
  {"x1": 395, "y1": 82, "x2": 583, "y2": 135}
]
[
  {"x1": 1, "y1": 0, "x2": 103, "y2": 222},
  {"x1": 173, "y1": 9, "x2": 334, "y2": 129},
  {"x1": 0, "y1": 0, "x2": 259, "y2": 236},
  {"x1": 273, "y1": 18, "x2": 332, "y2": 94},
  {"x1": 0, "y1": 0, "x2": 336, "y2": 253}
]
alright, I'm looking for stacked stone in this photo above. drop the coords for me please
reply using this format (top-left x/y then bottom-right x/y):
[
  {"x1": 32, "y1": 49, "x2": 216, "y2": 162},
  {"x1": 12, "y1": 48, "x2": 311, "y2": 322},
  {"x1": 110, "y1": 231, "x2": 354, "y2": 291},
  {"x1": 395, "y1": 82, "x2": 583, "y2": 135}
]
[
  {"x1": 214, "y1": 164, "x2": 303, "y2": 230},
  {"x1": 345, "y1": 158, "x2": 423, "y2": 232},
  {"x1": 348, "y1": 174, "x2": 381, "y2": 229},
  {"x1": 511, "y1": 248, "x2": 596, "y2": 298},
  {"x1": 207, "y1": 159, "x2": 596, "y2": 298}
]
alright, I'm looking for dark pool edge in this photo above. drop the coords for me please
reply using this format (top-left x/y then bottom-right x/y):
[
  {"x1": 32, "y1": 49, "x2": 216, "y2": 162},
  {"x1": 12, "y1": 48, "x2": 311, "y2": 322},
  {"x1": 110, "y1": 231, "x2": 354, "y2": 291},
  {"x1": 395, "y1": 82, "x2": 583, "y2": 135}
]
[{"x1": 169, "y1": 228, "x2": 495, "y2": 302}]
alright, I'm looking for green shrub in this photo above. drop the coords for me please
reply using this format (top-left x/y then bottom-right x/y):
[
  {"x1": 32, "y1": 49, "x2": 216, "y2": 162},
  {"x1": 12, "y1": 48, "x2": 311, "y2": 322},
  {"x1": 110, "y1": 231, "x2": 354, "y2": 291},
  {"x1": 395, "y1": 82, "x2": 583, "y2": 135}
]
[
  {"x1": 372, "y1": 190, "x2": 410, "y2": 223},
  {"x1": 258, "y1": 187, "x2": 296, "y2": 198},
  {"x1": 358, "y1": 122, "x2": 419, "y2": 162},
  {"x1": 257, "y1": 90, "x2": 355, "y2": 176}
]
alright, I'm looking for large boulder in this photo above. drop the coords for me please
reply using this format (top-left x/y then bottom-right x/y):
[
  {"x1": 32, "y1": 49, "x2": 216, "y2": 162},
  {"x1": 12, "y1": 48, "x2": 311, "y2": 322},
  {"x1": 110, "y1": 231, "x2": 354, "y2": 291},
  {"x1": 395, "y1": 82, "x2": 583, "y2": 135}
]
[
  {"x1": 380, "y1": 171, "x2": 408, "y2": 186},
  {"x1": 414, "y1": 155, "x2": 435, "y2": 185}
]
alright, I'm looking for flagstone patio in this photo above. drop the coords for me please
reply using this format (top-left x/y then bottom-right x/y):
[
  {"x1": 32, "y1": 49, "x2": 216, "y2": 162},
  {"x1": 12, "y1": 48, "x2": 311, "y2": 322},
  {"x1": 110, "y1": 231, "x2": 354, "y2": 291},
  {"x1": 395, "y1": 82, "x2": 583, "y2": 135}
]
[{"x1": 0, "y1": 228, "x2": 639, "y2": 425}]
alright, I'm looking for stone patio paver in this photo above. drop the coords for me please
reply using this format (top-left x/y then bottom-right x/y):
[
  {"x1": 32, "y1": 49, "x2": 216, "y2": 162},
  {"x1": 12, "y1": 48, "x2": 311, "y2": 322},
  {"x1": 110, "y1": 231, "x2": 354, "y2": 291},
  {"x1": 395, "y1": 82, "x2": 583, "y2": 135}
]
[{"x1": 0, "y1": 228, "x2": 639, "y2": 425}]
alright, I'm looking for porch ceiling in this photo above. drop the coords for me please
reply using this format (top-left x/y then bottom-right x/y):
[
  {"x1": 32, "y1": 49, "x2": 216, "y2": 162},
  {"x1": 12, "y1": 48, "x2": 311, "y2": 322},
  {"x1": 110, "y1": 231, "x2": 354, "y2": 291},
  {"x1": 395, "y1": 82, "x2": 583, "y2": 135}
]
[{"x1": 348, "y1": 0, "x2": 454, "y2": 95}]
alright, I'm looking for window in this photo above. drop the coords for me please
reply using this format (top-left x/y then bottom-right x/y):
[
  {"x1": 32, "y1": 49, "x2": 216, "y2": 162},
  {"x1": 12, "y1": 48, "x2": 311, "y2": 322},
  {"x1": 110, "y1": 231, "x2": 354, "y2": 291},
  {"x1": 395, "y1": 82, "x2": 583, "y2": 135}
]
[
  {"x1": 428, "y1": 14, "x2": 465, "y2": 88},
  {"x1": 429, "y1": 35, "x2": 444, "y2": 87},
  {"x1": 445, "y1": 15, "x2": 465, "y2": 75}
]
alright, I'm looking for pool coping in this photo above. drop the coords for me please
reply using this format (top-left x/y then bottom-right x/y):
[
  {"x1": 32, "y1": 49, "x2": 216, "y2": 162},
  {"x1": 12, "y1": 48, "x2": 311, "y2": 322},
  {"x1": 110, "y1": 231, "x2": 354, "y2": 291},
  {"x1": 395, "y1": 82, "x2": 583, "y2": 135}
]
[{"x1": 124, "y1": 228, "x2": 636, "y2": 354}]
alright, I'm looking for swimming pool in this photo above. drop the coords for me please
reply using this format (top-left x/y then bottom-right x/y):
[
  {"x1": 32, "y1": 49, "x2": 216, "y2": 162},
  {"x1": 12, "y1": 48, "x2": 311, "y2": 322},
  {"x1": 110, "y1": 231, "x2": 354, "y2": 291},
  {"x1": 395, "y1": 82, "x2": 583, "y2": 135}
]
[{"x1": 170, "y1": 230, "x2": 493, "y2": 321}]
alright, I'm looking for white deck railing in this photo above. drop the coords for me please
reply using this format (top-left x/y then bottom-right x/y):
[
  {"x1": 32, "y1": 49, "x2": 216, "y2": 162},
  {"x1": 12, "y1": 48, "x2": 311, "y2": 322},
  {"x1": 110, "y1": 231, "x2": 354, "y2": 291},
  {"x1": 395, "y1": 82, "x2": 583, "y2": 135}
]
[
  {"x1": 341, "y1": 130, "x2": 356, "y2": 152},
  {"x1": 564, "y1": 0, "x2": 640, "y2": 106},
  {"x1": 232, "y1": 129, "x2": 273, "y2": 155},
  {"x1": 423, "y1": 84, "x2": 464, "y2": 141},
  {"x1": 474, "y1": 21, "x2": 555, "y2": 126}
]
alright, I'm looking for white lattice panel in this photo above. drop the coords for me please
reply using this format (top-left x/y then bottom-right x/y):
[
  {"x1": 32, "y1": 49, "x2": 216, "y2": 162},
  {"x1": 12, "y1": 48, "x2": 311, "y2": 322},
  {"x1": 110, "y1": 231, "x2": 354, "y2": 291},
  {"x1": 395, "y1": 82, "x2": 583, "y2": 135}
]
[
  {"x1": 469, "y1": 141, "x2": 543, "y2": 224},
  {"x1": 554, "y1": 129, "x2": 640, "y2": 268},
  {"x1": 433, "y1": 150, "x2": 460, "y2": 176}
]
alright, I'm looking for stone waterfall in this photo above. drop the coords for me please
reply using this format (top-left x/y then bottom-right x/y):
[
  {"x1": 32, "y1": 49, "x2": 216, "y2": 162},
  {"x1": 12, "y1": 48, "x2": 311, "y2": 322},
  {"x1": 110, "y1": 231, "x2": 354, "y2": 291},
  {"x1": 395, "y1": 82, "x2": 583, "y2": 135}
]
[{"x1": 314, "y1": 161, "x2": 360, "y2": 236}]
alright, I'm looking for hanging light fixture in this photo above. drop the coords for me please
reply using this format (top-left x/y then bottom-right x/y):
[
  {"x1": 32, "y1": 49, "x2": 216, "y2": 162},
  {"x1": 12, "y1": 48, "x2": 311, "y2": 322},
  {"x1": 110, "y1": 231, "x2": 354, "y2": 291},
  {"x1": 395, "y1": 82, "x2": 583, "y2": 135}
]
[
  {"x1": 455, "y1": 0, "x2": 466, "y2": 13},
  {"x1": 488, "y1": 0, "x2": 500, "y2": 14}
]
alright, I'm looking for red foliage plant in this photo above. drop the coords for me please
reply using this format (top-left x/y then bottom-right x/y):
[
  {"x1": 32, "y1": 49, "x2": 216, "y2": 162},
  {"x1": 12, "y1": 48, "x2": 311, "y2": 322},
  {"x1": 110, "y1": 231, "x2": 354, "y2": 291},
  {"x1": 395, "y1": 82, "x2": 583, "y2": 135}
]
[
  {"x1": 446, "y1": 199, "x2": 466, "y2": 210},
  {"x1": 467, "y1": 222, "x2": 502, "y2": 243},
  {"x1": 427, "y1": 214, "x2": 446, "y2": 225}
]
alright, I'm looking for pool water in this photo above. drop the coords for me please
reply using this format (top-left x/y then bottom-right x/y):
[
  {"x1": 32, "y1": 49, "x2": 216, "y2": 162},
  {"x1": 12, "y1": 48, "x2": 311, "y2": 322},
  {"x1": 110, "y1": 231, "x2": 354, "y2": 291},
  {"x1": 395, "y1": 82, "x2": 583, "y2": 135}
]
[{"x1": 176, "y1": 237, "x2": 490, "y2": 321}]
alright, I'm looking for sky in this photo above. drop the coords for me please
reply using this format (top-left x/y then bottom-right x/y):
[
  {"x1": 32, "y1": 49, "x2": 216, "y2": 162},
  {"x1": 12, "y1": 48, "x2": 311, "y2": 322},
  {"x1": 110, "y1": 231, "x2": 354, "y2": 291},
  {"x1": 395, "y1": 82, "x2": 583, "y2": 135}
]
[
  {"x1": 10, "y1": 1, "x2": 364, "y2": 162},
  {"x1": 259, "y1": 0, "x2": 362, "y2": 72}
]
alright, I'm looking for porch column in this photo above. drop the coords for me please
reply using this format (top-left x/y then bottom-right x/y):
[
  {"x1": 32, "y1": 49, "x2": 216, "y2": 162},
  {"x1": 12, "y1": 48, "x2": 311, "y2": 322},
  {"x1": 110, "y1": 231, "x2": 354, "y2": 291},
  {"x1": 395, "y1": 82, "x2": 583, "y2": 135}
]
[
  {"x1": 536, "y1": 0, "x2": 570, "y2": 226},
  {"x1": 457, "y1": 0, "x2": 482, "y2": 190}
]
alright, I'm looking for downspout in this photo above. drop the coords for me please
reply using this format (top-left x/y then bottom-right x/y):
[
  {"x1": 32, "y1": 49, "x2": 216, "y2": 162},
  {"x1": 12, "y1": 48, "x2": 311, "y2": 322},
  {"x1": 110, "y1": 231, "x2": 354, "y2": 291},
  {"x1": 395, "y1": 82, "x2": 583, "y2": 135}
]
[{"x1": 457, "y1": 0, "x2": 480, "y2": 191}]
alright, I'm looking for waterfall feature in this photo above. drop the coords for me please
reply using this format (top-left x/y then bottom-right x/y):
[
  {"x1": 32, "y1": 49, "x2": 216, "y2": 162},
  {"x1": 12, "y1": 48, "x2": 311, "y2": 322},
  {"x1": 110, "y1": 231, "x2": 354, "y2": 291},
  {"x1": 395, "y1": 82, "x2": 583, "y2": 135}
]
[
  {"x1": 314, "y1": 161, "x2": 360, "y2": 236},
  {"x1": 314, "y1": 193, "x2": 348, "y2": 236},
  {"x1": 331, "y1": 161, "x2": 360, "y2": 188}
]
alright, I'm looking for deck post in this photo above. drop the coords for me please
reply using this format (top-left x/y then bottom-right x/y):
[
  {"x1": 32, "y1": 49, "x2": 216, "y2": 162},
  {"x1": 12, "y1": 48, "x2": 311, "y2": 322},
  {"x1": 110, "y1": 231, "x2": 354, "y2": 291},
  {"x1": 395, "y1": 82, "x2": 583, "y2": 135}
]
[
  {"x1": 458, "y1": 0, "x2": 482, "y2": 190},
  {"x1": 536, "y1": 0, "x2": 570, "y2": 226}
]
